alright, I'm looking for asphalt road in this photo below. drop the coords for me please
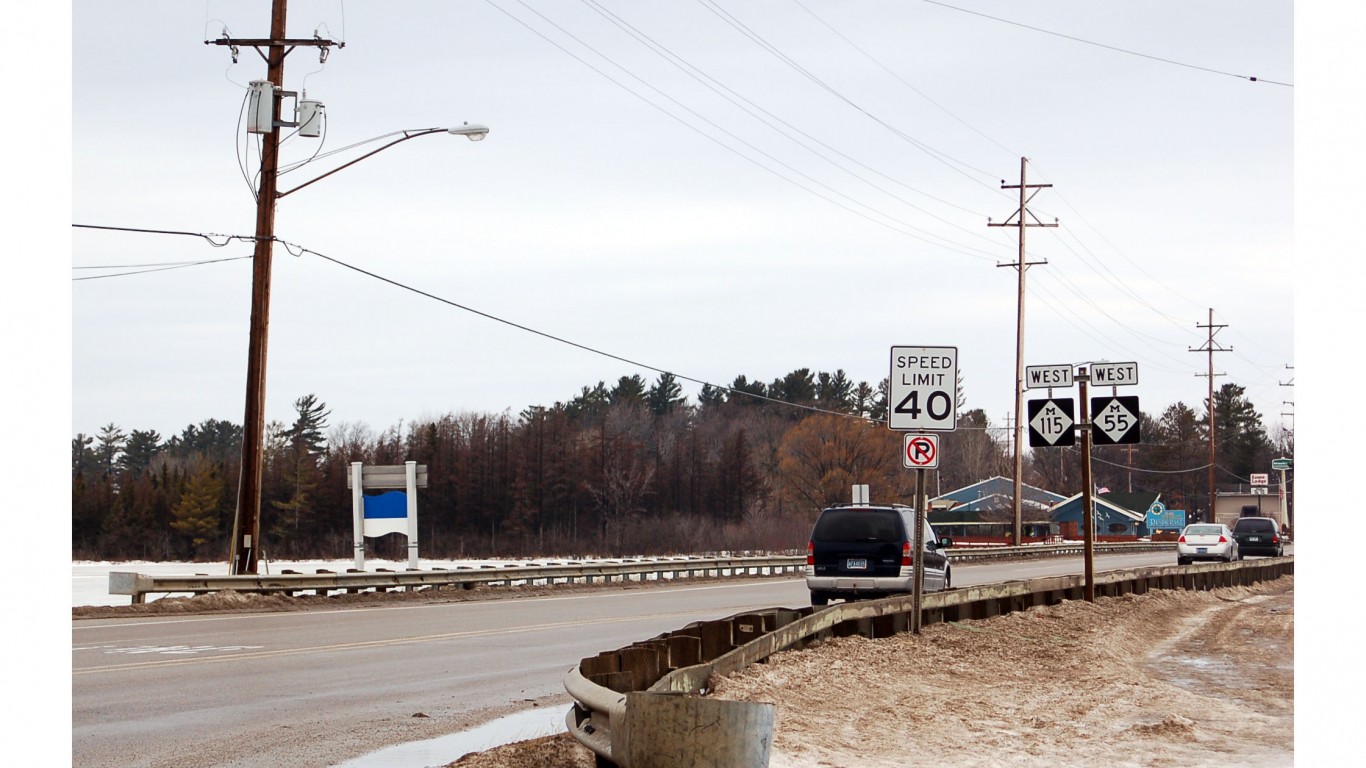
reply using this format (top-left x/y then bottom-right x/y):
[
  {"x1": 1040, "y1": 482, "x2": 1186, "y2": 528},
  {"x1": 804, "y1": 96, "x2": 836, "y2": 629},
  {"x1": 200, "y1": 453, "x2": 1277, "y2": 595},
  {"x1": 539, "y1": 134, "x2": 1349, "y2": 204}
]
[{"x1": 71, "y1": 549, "x2": 1267, "y2": 767}]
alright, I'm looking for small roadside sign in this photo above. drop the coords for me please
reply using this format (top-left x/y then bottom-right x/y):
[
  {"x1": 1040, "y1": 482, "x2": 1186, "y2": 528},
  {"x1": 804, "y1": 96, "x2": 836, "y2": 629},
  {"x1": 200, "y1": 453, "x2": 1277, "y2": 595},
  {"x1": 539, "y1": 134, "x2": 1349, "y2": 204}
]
[
  {"x1": 1250, "y1": 473, "x2": 1269, "y2": 486},
  {"x1": 1090, "y1": 396, "x2": 1141, "y2": 445},
  {"x1": 902, "y1": 434, "x2": 940, "y2": 469},
  {"x1": 1090, "y1": 361, "x2": 1139, "y2": 386},
  {"x1": 1027, "y1": 398, "x2": 1075, "y2": 447},
  {"x1": 888, "y1": 346, "x2": 958, "y2": 431},
  {"x1": 1272, "y1": 457, "x2": 1292, "y2": 471},
  {"x1": 1025, "y1": 364, "x2": 1073, "y2": 389}
]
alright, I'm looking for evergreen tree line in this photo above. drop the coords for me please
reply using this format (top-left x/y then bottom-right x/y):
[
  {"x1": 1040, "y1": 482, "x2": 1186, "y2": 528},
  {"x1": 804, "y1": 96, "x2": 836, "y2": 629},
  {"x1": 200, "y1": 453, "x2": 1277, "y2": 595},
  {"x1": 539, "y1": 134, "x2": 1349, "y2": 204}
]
[{"x1": 71, "y1": 370, "x2": 1291, "y2": 562}]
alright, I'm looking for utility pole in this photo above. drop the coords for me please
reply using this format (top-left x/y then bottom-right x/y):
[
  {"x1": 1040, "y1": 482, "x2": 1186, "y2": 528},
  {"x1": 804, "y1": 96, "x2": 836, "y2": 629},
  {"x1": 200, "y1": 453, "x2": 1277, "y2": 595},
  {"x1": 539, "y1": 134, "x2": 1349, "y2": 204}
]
[
  {"x1": 207, "y1": 1, "x2": 340, "y2": 574},
  {"x1": 1121, "y1": 444, "x2": 1138, "y2": 493},
  {"x1": 1280, "y1": 364, "x2": 1295, "y2": 434},
  {"x1": 990, "y1": 157, "x2": 1055, "y2": 545},
  {"x1": 1190, "y1": 308, "x2": 1229, "y2": 525}
]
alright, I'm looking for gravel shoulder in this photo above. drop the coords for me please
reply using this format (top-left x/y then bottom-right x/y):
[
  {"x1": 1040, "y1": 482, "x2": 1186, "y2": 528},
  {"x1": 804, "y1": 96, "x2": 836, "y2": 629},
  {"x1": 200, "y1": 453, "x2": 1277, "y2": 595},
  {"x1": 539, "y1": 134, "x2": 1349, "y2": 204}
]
[{"x1": 452, "y1": 576, "x2": 1294, "y2": 767}]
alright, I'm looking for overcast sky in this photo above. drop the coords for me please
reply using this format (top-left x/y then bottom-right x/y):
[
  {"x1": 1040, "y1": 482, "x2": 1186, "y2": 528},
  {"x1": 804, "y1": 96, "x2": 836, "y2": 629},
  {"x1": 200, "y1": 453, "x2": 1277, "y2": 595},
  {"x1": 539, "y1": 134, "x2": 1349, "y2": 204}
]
[{"x1": 65, "y1": 1, "x2": 1300, "y2": 445}]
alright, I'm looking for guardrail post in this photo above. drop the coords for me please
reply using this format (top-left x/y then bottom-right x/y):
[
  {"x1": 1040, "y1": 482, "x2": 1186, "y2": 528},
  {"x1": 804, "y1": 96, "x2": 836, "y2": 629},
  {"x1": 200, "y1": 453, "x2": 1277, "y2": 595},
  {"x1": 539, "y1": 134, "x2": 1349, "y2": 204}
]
[{"x1": 617, "y1": 692, "x2": 774, "y2": 768}]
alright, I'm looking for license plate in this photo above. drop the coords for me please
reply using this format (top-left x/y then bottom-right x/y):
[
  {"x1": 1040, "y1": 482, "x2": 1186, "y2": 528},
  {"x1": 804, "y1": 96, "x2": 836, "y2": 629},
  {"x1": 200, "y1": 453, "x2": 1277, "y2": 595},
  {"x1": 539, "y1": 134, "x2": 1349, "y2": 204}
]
[
  {"x1": 1249, "y1": 536, "x2": 1261, "y2": 543},
  {"x1": 1197, "y1": 547, "x2": 1207, "y2": 554},
  {"x1": 847, "y1": 558, "x2": 868, "y2": 570}
]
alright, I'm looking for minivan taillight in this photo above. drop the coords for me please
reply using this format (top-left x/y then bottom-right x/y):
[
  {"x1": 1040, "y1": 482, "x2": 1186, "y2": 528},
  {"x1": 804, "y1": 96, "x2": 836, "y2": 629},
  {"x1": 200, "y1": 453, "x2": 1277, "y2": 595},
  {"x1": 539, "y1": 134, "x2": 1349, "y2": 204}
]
[
  {"x1": 806, "y1": 541, "x2": 814, "y2": 566},
  {"x1": 1272, "y1": 534, "x2": 1280, "y2": 544},
  {"x1": 901, "y1": 541, "x2": 912, "y2": 566}
]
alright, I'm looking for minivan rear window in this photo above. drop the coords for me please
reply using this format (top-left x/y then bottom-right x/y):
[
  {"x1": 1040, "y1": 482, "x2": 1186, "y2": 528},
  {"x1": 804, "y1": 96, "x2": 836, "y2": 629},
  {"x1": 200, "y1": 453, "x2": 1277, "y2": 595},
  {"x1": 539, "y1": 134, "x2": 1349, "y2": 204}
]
[
  {"x1": 813, "y1": 509, "x2": 902, "y2": 543},
  {"x1": 1233, "y1": 518, "x2": 1275, "y2": 533}
]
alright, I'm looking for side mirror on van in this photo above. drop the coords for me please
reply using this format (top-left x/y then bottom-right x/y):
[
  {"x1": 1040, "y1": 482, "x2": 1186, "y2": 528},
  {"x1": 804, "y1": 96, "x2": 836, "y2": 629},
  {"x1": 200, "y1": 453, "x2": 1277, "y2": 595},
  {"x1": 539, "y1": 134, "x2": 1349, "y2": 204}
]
[{"x1": 938, "y1": 537, "x2": 953, "y2": 550}]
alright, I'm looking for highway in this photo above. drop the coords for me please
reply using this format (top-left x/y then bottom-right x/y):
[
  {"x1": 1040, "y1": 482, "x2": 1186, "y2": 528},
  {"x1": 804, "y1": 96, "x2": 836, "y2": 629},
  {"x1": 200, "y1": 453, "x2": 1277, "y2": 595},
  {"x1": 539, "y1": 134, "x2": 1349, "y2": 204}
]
[{"x1": 71, "y1": 549, "x2": 1232, "y2": 768}]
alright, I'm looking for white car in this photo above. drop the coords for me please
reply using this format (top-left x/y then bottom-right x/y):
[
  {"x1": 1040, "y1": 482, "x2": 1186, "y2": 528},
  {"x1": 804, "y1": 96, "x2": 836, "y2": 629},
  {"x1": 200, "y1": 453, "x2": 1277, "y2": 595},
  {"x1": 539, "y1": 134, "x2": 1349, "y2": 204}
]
[{"x1": 1176, "y1": 523, "x2": 1239, "y2": 565}]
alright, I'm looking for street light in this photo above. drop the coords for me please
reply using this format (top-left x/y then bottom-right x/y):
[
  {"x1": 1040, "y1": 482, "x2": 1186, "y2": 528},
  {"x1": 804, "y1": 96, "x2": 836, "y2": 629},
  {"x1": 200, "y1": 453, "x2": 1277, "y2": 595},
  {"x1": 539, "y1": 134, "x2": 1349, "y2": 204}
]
[
  {"x1": 449, "y1": 122, "x2": 490, "y2": 140},
  {"x1": 276, "y1": 124, "x2": 491, "y2": 198},
  {"x1": 231, "y1": 119, "x2": 488, "y2": 575}
]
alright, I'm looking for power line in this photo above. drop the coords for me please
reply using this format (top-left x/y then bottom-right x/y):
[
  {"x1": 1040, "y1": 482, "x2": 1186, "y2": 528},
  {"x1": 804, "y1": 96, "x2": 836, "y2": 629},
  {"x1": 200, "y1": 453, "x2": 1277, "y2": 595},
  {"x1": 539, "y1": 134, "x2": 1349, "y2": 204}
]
[
  {"x1": 486, "y1": 0, "x2": 1002, "y2": 262},
  {"x1": 923, "y1": 0, "x2": 1292, "y2": 87},
  {"x1": 72, "y1": 255, "x2": 252, "y2": 281}
]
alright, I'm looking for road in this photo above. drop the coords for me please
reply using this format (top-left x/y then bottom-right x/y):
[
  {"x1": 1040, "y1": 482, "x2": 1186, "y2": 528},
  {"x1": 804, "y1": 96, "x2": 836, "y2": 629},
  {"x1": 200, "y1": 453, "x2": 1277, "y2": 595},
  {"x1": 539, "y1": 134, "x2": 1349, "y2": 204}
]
[{"x1": 72, "y1": 549, "x2": 1228, "y2": 768}]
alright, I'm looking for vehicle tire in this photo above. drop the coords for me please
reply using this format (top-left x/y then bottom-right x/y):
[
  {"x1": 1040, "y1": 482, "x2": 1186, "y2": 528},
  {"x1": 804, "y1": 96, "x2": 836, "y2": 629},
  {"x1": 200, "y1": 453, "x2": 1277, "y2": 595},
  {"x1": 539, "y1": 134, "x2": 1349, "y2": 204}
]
[
  {"x1": 811, "y1": 591, "x2": 829, "y2": 607},
  {"x1": 943, "y1": 567, "x2": 952, "y2": 590}
]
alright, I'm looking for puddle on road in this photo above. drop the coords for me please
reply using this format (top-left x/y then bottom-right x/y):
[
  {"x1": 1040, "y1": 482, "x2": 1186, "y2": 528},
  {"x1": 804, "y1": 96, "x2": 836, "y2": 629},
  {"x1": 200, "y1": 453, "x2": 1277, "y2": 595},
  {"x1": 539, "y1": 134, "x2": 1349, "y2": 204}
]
[{"x1": 330, "y1": 706, "x2": 566, "y2": 768}]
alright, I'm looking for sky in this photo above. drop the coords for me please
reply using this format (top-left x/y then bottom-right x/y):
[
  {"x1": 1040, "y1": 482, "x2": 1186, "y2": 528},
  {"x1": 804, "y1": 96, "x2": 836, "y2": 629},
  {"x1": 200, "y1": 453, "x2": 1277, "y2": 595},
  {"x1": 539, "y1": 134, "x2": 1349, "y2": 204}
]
[{"x1": 62, "y1": 0, "x2": 1300, "y2": 448}]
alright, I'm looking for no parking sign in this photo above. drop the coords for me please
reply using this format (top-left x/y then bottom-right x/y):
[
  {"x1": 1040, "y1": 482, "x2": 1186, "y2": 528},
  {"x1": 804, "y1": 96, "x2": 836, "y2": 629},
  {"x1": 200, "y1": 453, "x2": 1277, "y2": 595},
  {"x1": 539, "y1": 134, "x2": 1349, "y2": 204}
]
[{"x1": 902, "y1": 434, "x2": 940, "y2": 469}]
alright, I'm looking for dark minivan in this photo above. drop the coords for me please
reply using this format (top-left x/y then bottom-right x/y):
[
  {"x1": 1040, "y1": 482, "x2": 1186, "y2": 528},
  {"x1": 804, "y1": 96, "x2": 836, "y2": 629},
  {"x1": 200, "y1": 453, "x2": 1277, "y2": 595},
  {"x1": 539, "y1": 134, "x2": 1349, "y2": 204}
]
[
  {"x1": 1230, "y1": 516, "x2": 1284, "y2": 558},
  {"x1": 804, "y1": 504, "x2": 951, "y2": 606}
]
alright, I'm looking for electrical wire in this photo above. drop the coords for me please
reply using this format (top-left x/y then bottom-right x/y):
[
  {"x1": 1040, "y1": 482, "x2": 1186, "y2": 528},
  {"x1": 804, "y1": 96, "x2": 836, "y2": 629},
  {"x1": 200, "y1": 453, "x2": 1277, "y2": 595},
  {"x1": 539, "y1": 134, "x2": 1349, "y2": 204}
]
[
  {"x1": 72, "y1": 256, "x2": 253, "y2": 281},
  {"x1": 695, "y1": 0, "x2": 1006, "y2": 192},
  {"x1": 488, "y1": 0, "x2": 1002, "y2": 263},
  {"x1": 922, "y1": 0, "x2": 1292, "y2": 87},
  {"x1": 578, "y1": 0, "x2": 1005, "y2": 234},
  {"x1": 789, "y1": 0, "x2": 1021, "y2": 161},
  {"x1": 71, "y1": 224, "x2": 258, "y2": 280}
]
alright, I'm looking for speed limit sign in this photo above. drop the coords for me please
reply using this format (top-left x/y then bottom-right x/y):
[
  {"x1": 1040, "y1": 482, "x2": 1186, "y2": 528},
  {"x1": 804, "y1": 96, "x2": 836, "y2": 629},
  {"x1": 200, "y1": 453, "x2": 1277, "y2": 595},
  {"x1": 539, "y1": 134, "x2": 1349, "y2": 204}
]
[{"x1": 889, "y1": 346, "x2": 958, "y2": 431}]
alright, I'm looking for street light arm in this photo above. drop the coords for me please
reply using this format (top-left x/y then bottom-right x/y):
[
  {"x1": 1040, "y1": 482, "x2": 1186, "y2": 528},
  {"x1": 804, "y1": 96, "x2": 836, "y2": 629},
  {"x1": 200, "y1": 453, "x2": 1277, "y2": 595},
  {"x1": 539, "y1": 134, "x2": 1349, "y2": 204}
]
[{"x1": 275, "y1": 127, "x2": 446, "y2": 199}]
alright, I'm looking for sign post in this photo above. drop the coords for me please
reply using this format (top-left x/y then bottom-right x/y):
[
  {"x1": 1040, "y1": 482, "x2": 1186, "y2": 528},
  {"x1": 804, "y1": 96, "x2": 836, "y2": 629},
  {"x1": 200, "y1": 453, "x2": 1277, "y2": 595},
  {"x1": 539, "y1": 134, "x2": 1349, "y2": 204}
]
[
  {"x1": 1272, "y1": 458, "x2": 1292, "y2": 532},
  {"x1": 889, "y1": 346, "x2": 958, "y2": 635}
]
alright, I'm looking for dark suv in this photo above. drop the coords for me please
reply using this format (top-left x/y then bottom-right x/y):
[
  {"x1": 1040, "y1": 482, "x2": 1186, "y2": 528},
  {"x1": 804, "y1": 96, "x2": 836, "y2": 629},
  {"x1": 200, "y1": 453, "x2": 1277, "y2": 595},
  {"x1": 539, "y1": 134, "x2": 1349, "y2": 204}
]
[
  {"x1": 804, "y1": 504, "x2": 952, "y2": 606},
  {"x1": 1230, "y1": 516, "x2": 1284, "y2": 558}
]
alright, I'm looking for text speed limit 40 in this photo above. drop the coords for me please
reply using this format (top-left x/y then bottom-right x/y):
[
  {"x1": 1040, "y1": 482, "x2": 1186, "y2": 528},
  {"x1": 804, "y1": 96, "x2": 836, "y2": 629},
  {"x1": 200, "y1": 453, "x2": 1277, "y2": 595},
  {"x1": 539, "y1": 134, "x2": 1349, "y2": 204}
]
[{"x1": 888, "y1": 346, "x2": 958, "y2": 431}]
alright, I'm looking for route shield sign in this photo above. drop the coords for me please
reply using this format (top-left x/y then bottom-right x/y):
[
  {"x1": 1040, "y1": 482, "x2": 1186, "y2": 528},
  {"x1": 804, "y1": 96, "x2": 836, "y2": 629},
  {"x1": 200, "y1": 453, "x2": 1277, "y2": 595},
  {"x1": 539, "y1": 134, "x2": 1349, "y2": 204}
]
[
  {"x1": 1027, "y1": 398, "x2": 1075, "y2": 447},
  {"x1": 903, "y1": 434, "x2": 941, "y2": 469},
  {"x1": 1091, "y1": 396, "x2": 1141, "y2": 445},
  {"x1": 888, "y1": 346, "x2": 958, "y2": 431}
]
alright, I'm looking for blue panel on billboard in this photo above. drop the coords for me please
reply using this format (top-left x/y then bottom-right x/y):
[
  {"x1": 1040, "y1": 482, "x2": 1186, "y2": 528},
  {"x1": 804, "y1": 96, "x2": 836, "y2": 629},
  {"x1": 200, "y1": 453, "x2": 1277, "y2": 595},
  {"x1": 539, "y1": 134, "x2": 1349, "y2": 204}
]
[{"x1": 363, "y1": 491, "x2": 408, "y2": 519}]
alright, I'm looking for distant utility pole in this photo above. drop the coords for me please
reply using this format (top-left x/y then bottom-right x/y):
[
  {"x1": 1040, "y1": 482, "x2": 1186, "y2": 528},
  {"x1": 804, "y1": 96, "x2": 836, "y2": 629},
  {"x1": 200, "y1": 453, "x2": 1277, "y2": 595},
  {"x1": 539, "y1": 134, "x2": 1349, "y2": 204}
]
[
  {"x1": 990, "y1": 157, "x2": 1055, "y2": 544},
  {"x1": 1190, "y1": 308, "x2": 1229, "y2": 524},
  {"x1": 207, "y1": 0, "x2": 341, "y2": 575},
  {"x1": 1280, "y1": 364, "x2": 1295, "y2": 434},
  {"x1": 1121, "y1": 444, "x2": 1138, "y2": 493}
]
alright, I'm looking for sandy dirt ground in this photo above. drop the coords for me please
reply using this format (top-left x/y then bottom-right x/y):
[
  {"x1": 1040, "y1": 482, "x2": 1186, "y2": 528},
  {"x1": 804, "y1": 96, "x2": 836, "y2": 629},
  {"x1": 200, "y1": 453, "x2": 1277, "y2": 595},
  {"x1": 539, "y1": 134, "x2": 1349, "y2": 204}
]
[{"x1": 451, "y1": 577, "x2": 1293, "y2": 768}]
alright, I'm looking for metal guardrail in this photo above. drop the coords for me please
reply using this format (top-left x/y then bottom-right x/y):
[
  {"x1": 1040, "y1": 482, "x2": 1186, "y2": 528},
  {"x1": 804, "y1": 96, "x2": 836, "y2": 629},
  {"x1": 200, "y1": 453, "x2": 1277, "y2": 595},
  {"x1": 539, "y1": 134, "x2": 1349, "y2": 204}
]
[
  {"x1": 106, "y1": 555, "x2": 804, "y2": 605},
  {"x1": 564, "y1": 555, "x2": 1293, "y2": 767},
  {"x1": 106, "y1": 542, "x2": 1175, "y2": 604}
]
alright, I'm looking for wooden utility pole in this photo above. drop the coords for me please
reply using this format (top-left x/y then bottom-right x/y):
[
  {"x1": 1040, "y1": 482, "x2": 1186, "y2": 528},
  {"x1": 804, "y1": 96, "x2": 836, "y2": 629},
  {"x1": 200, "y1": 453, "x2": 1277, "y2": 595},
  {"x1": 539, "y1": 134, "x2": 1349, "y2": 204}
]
[
  {"x1": 990, "y1": 157, "x2": 1054, "y2": 545},
  {"x1": 1190, "y1": 308, "x2": 1230, "y2": 525},
  {"x1": 207, "y1": 1, "x2": 340, "y2": 574}
]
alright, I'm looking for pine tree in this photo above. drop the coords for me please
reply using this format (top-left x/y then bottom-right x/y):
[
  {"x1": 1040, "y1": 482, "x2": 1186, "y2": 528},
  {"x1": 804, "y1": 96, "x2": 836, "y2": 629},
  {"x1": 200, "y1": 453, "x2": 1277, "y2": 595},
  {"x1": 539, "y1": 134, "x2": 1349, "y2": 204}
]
[
  {"x1": 171, "y1": 461, "x2": 224, "y2": 554},
  {"x1": 646, "y1": 372, "x2": 685, "y2": 416}
]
